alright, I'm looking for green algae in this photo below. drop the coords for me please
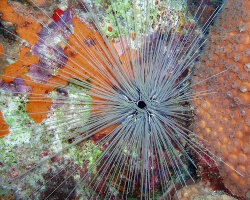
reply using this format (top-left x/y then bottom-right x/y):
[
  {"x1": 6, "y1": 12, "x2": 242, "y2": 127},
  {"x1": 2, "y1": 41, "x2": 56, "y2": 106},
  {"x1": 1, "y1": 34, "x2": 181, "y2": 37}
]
[
  {"x1": 0, "y1": 82, "x2": 93, "y2": 197},
  {"x1": 94, "y1": 0, "x2": 160, "y2": 38}
]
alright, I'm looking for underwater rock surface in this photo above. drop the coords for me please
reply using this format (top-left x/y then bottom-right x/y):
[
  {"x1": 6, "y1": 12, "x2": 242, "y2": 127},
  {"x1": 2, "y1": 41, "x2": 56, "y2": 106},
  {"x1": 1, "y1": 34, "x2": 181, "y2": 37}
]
[{"x1": 173, "y1": 183, "x2": 237, "y2": 200}]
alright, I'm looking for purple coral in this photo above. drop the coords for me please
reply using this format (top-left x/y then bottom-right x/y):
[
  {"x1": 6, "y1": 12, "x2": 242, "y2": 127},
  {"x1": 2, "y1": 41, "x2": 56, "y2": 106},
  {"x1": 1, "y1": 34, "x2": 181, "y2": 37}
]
[
  {"x1": 29, "y1": 10, "x2": 72, "y2": 83},
  {"x1": 0, "y1": 77, "x2": 31, "y2": 95}
]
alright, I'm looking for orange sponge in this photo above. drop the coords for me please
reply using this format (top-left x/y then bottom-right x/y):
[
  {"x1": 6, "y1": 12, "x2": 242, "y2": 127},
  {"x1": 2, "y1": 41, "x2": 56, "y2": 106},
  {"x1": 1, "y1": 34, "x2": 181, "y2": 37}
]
[{"x1": 0, "y1": 43, "x2": 4, "y2": 57}]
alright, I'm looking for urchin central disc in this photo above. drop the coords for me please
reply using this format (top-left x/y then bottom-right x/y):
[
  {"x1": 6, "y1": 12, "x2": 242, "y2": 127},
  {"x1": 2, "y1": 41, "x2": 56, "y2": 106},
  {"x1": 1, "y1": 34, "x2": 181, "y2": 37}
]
[{"x1": 137, "y1": 100, "x2": 147, "y2": 109}]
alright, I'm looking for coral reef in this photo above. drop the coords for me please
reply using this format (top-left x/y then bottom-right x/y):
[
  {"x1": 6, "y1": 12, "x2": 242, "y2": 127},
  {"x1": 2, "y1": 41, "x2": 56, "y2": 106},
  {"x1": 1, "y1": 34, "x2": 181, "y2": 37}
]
[
  {"x1": 192, "y1": 0, "x2": 250, "y2": 199},
  {"x1": 0, "y1": 0, "x2": 248, "y2": 199}
]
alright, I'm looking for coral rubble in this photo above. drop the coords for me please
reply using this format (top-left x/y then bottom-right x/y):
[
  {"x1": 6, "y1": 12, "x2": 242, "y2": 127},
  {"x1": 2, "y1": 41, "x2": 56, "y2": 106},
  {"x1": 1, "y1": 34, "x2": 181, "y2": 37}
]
[{"x1": 173, "y1": 183, "x2": 237, "y2": 200}]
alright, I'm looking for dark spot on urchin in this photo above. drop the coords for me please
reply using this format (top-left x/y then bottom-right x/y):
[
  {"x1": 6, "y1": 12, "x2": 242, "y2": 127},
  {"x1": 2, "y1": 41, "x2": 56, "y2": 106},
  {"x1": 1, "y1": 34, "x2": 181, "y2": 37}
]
[
  {"x1": 40, "y1": 170, "x2": 76, "y2": 200},
  {"x1": 67, "y1": 138, "x2": 74, "y2": 144},
  {"x1": 137, "y1": 100, "x2": 147, "y2": 109}
]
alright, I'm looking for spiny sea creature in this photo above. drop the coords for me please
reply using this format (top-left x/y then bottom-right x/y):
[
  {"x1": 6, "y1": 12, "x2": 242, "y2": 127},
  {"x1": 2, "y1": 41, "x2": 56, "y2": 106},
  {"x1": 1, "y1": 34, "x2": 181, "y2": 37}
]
[{"x1": 0, "y1": 0, "x2": 244, "y2": 199}]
